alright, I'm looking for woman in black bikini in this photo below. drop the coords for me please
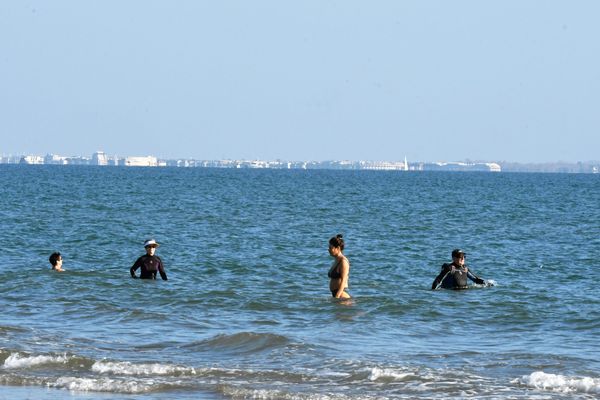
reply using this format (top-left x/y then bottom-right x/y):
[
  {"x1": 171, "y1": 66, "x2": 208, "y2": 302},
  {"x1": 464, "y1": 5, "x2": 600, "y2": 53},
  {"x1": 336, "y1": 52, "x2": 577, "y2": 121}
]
[{"x1": 327, "y1": 234, "x2": 350, "y2": 298}]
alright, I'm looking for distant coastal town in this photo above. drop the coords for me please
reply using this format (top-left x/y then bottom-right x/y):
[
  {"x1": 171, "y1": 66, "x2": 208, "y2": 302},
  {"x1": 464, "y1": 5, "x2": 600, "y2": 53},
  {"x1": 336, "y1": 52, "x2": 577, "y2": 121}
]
[{"x1": 1, "y1": 151, "x2": 599, "y2": 173}]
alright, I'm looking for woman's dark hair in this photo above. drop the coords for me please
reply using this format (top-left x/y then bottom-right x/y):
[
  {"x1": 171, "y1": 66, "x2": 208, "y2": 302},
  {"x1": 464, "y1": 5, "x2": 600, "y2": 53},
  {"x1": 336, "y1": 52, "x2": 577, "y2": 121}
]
[
  {"x1": 329, "y1": 234, "x2": 345, "y2": 251},
  {"x1": 49, "y1": 252, "x2": 61, "y2": 266}
]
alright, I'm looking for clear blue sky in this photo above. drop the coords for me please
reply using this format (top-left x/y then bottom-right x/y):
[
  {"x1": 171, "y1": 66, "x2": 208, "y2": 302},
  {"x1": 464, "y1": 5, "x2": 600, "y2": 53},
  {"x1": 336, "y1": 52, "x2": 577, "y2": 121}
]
[{"x1": 1, "y1": 1, "x2": 599, "y2": 162}]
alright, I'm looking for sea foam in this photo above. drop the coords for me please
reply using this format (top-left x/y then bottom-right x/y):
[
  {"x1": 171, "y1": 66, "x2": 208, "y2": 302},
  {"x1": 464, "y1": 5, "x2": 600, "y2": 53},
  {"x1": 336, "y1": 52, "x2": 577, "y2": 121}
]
[
  {"x1": 220, "y1": 385, "x2": 365, "y2": 400},
  {"x1": 50, "y1": 377, "x2": 152, "y2": 393},
  {"x1": 368, "y1": 367, "x2": 415, "y2": 381},
  {"x1": 91, "y1": 360, "x2": 196, "y2": 376},
  {"x1": 518, "y1": 371, "x2": 600, "y2": 394},
  {"x1": 3, "y1": 353, "x2": 69, "y2": 369}
]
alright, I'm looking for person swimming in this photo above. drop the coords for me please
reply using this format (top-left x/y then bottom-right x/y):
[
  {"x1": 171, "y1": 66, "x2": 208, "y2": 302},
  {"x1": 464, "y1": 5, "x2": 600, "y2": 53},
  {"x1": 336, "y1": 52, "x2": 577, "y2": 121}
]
[
  {"x1": 328, "y1": 234, "x2": 351, "y2": 298},
  {"x1": 431, "y1": 249, "x2": 486, "y2": 290},
  {"x1": 49, "y1": 252, "x2": 64, "y2": 272}
]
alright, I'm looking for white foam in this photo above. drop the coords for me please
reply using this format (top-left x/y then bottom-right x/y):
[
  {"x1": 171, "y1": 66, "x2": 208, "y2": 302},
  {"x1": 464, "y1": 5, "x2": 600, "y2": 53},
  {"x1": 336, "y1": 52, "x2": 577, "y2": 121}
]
[
  {"x1": 368, "y1": 367, "x2": 415, "y2": 381},
  {"x1": 3, "y1": 353, "x2": 69, "y2": 369},
  {"x1": 91, "y1": 360, "x2": 196, "y2": 376},
  {"x1": 50, "y1": 377, "x2": 153, "y2": 393},
  {"x1": 221, "y1": 386, "x2": 361, "y2": 400},
  {"x1": 518, "y1": 371, "x2": 600, "y2": 394}
]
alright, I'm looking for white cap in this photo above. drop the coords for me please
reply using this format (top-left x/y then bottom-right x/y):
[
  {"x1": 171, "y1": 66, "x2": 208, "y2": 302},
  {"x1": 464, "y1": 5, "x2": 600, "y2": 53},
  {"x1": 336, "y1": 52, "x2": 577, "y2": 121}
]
[{"x1": 144, "y1": 239, "x2": 160, "y2": 248}]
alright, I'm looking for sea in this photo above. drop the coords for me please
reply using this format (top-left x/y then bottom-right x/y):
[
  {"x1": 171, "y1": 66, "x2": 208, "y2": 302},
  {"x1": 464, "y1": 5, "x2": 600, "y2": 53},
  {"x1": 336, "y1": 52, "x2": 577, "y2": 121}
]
[{"x1": 1, "y1": 165, "x2": 599, "y2": 399}]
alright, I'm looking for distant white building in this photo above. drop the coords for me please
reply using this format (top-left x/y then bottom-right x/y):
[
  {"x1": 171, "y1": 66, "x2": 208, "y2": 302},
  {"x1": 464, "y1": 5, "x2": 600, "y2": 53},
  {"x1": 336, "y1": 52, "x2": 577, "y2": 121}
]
[
  {"x1": 360, "y1": 161, "x2": 407, "y2": 171},
  {"x1": 108, "y1": 156, "x2": 121, "y2": 166},
  {"x1": 66, "y1": 156, "x2": 91, "y2": 165},
  {"x1": 0, "y1": 155, "x2": 21, "y2": 164},
  {"x1": 486, "y1": 163, "x2": 502, "y2": 172},
  {"x1": 248, "y1": 160, "x2": 269, "y2": 168},
  {"x1": 124, "y1": 156, "x2": 158, "y2": 167},
  {"x1": 44, "y1": 154, "x2": 68, "y2": 165},
  {"x1": 20, "y1": 155, "x2": 44, "y2": 164},
  {"x1": 423, "y1": 162, "x2": 502, "y2": 172},
  {"x1": 91, "y1": 151, "x2": 109, "y2": 166}
]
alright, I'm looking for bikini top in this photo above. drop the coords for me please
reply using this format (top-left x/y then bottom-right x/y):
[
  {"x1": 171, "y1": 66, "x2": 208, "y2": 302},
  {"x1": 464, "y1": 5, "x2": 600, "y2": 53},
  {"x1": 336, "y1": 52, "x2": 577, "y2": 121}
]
[{"x1": 328, "y1": 258, "x2": 346, "y2": 279}]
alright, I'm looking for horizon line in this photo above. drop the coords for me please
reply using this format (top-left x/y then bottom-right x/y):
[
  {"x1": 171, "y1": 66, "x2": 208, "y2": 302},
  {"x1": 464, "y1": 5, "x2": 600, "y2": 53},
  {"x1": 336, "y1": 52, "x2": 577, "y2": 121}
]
[{"x1": 1, "y1": 151, "x2": 599, "y2": 165}]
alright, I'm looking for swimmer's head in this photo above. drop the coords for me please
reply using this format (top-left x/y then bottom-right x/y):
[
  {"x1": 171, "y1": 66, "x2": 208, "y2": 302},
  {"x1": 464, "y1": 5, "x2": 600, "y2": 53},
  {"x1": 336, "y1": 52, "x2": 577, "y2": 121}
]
[
  {"x1": 49, "y1": 252, "x2": 62, "y2": 267},
  {"x1": 143, "y1": 239, "x2": 159, "y2": 249},
  {"x1": 144, "y1": 239, "x2": 159, "y2": 256},
  {"x1": 329, "y1": 234, "x2": 345, "y2": 251},
  {"x1": 451, "y1": 249, "x2": 466, "y2": 259}
]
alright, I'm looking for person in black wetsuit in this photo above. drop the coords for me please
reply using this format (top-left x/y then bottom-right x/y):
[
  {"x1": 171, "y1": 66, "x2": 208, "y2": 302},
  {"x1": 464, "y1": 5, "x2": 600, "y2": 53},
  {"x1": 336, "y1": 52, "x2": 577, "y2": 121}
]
[
  {"x1": 130, "y1": 239, "x2": 168, "y2": 280},
  {"x1": 431, "y1": 249, "x2": 485, "y2": 290}
]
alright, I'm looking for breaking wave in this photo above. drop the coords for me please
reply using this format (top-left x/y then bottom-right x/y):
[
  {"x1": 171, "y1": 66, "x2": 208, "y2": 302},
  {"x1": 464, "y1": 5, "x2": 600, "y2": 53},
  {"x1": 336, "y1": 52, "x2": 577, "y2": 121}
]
[
  {"x1": 91, "y1": 360, "x2": 196, "y2": 376},
  {"x1": 517, "y1": 371, "x2": 600, "y2": 394},
  {"x1": 49, "y1": 376, "x2": 162, "y2": 394},
  {"x1": 2, "y1": 353, "x2": 70, "y2": 369},
  {"x1": 368, "y1": 366, "x2": 421, "y2": 382}
]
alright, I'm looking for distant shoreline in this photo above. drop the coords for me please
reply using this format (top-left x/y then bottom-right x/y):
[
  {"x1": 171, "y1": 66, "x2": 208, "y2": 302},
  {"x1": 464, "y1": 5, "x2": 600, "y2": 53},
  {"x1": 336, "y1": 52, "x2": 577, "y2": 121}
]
[{"x1": 1, "y1": 157, "x2": 599, "y2": 174}]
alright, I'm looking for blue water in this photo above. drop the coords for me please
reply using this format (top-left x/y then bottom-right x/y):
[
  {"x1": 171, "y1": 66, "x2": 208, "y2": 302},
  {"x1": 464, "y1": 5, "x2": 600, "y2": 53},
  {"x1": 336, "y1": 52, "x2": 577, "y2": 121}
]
[{"x1": 1, "y1": 165, "x2": 599, "y2": 399}]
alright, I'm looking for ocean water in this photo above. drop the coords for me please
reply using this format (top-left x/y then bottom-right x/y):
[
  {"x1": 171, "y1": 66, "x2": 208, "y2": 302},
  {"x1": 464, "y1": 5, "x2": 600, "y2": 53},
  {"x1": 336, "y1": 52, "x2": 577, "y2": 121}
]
[{"x1": 1, "y1": 165, "x2": 599, "y2": 399}]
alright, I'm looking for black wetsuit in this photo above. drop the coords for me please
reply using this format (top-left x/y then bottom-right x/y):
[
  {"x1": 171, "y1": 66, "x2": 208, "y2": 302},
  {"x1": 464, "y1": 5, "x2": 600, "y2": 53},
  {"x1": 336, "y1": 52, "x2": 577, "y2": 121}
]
[
  {"x1": 431, "y1": 263, "x2": 484, "y2": 290},
  {"x1": 130, "y1": 255, "x2": 167, "y2": 280}
]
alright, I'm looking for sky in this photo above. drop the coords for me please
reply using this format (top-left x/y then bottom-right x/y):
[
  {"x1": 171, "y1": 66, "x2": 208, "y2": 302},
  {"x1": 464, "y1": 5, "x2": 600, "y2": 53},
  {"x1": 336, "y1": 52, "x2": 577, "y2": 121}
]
[{"x1": 1, "y1": 1, "x2": 599, "y2": 163}]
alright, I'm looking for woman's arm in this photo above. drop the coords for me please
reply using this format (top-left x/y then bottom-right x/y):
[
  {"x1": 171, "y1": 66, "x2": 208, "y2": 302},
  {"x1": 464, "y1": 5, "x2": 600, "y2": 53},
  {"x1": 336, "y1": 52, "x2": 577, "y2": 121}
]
[{"x1": 334, "y1": 258, "x2": 350, "y2": 298}]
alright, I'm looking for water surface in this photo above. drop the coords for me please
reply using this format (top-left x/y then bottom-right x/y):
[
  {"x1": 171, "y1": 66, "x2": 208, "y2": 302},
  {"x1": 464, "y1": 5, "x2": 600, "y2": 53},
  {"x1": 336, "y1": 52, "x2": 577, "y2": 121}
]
[{"x1": 1, "y1": 166, "x2": 599, "y2": 399}]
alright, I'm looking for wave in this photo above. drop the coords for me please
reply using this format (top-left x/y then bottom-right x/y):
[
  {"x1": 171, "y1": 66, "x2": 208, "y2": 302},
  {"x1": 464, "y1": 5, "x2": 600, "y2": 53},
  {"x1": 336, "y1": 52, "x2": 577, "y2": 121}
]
[
  {"x1": 183, "y1": 331, "x2": 290, "y2": 354},
  {"x1": 2, "y1": 351, "x2": 197, "y2": 377},
  {"x1": 517, "y1": 371, "x2": 600, "y2": 394},
  {"x1": 7, "y1": 350, "x2": 599, "y2": 398},
  {"x1": 363, "y1": 365, "x2": 502, "y2": 397},
  {"x1": 219, "y1": 385, "x2": 374, "y2": 400},
  {"x1": 49, "y1": 376, "x2": 176, "y2": 394},
  {"x1": 91, "y1": 360, "x2": 196, "y2": 376},
  {"x1": 0, "y1": 352, "x2": 197, "y2": 394},
  {"x1": 2, "y1": 352, "x2": 71, "y2": 369},
  {"x1": 0, "y1": 325, "x2": 28, "y2": 334},
  {"x1": 368, "y1": 366, "x2": 421, "y2": 382},
  {"x1": 0, "y1": 375, "x2": 186, "y2": 394}
]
